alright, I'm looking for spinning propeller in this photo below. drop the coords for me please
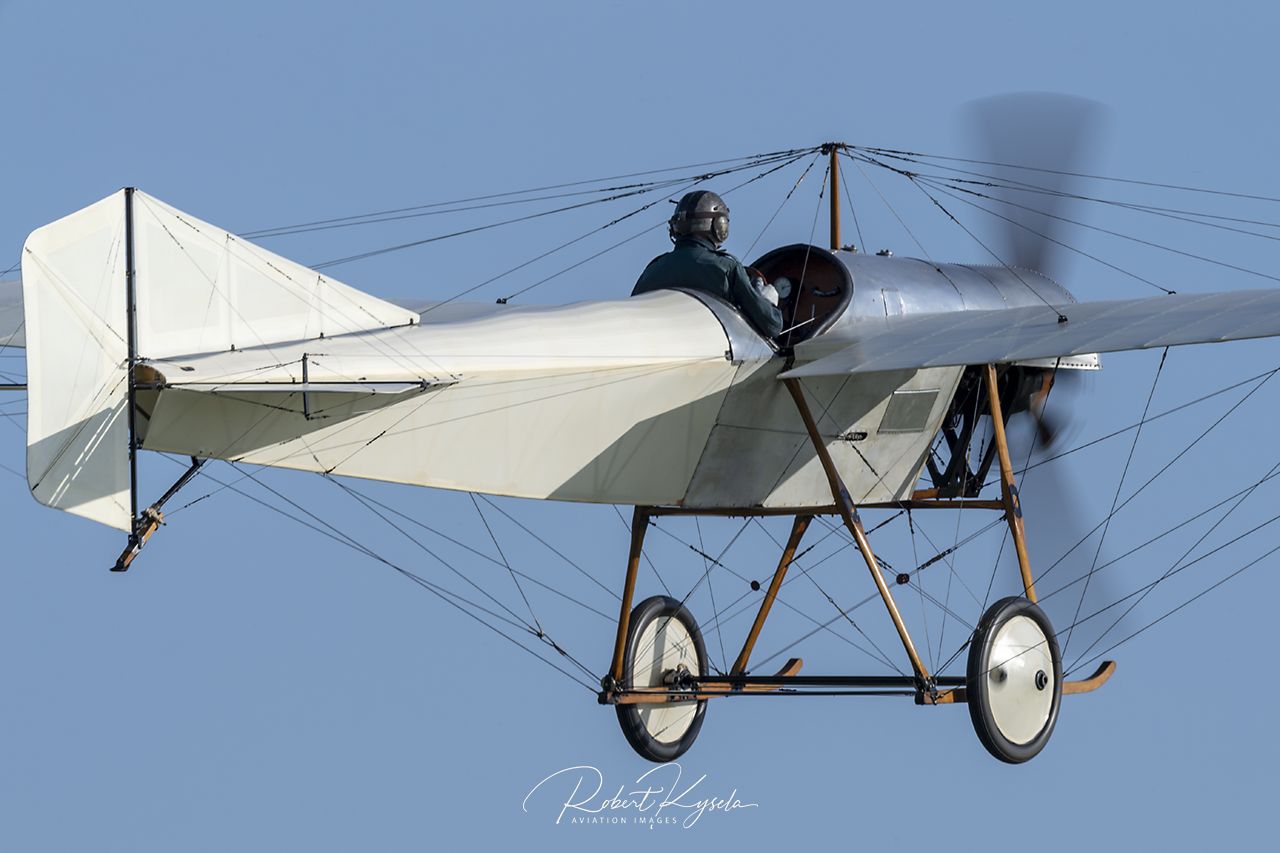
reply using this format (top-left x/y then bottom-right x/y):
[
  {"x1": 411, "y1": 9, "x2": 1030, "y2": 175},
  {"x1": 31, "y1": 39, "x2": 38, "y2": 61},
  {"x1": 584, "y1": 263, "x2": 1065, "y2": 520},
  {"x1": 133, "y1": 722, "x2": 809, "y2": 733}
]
[
  {"x1": 962, "y1": 91, "x2": 1111, "y2": 284},
  {"x1": 963, "y1": 93, "x2": 1127, "y2": 647}
]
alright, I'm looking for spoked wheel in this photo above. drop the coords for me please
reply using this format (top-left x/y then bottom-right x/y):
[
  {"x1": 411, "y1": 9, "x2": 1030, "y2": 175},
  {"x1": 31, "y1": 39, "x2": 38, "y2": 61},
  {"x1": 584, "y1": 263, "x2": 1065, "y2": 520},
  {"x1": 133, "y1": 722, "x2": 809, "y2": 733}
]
[
  {"x1": 967, "y1": 596, "x2": 1062, "y2": 763},
  {"x1": 615, "y1": 595, "x2": 708, "y2": 763}
]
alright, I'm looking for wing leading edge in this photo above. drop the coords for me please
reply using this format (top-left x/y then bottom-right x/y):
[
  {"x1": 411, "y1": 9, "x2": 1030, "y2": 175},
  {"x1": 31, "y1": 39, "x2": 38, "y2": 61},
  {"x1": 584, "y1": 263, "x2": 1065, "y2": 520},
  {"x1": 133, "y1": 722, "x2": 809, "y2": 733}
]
[{"x1": 782, "y1": 289, "x2": 1280, "y2": 377}]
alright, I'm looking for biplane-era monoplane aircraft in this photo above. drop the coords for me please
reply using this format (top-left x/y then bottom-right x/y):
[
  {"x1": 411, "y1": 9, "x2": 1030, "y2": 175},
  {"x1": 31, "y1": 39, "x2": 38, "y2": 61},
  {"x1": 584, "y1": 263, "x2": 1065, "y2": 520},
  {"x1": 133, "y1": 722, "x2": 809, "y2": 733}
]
[{"x1": 5, "y1": 97, "x2": 1280, "y2": 764}]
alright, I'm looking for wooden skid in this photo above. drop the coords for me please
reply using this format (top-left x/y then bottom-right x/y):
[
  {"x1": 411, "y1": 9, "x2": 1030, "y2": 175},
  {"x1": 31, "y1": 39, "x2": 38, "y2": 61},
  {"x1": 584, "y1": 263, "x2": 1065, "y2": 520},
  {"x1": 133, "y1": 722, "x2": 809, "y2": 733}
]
[
  {"x1": 1062, "y1": 660, "x2": 1117, "y2": 695},
  {"x1": 927, "y1": 660, "x2": 1117, "y2": 705}
]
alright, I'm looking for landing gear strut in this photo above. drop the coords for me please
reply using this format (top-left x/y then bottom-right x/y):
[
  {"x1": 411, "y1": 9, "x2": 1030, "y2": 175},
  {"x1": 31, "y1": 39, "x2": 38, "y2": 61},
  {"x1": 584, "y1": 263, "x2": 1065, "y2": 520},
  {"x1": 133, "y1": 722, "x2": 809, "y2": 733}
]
[{"x1": 599, "y1": 364, "x2": 1112, "y2": 763}]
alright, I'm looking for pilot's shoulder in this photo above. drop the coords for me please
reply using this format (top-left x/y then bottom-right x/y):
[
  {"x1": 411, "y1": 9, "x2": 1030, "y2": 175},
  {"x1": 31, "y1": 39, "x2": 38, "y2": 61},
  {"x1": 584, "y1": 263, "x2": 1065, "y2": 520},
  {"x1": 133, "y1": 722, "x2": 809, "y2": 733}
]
[{"x1": 710, "y1": 248, "x2": 745, "y2": 270}]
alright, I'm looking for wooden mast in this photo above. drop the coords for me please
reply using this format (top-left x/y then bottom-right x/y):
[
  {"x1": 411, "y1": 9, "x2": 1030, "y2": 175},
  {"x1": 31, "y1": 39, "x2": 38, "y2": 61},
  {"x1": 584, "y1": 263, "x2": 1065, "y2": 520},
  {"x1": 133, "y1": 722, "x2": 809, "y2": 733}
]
[{"x1": 828, "y1": 143, "x2": 840, "y2": 251}]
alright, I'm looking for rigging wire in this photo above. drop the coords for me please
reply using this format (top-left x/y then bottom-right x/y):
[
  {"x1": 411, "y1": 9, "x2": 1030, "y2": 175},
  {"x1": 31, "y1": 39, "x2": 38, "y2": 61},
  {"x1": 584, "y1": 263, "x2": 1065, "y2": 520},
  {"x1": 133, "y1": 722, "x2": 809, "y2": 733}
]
[
  {"x1": 1068, "y1": 450, "x2": 1280, "y2": 673},
  {"x1": 838, "y1": 154, "x2": 867, "y2": 253},
  {"x1": 241, "y1": 148, "x2": 815, "y2": 238},
  {"x1": 913, "y1": 166, "x2": 1280, "y2": 241},
  {"x1": 1063, "y1": 347, "x2": 1167, "y2": 658},
  {"x1": 331, "y1": 476, "x2": 597, "y2": 681},
  {"x1": 177, "y1": 459, "x2": 598, "y2": 692},
  {"x1": 906, "y1": 168, "x2": 1280, "y2": 286},
  {"x1": 307, "y1": 150, "x2": 810, "y2": 270},
  {"x1": 744, "y1": 513, "x2": 1003, "y2": 676},
  {"x1": 853, "y1": 149, "x2": 1069, "y2": 321},
  {"x1": 906, "y1": 510, "x2": 934, "y2": 672},
  {"x1": 317, "y1": 476, "x2": 615, "y2": 621},
  {"x1": 1038, "y1": 464, "x2": 1280, "y2": 606},
  {"x1": 820, "y1": 514, "x2": 983, "y2": 633},
  {"x1": 1032, "y1": 365, "x2": 1277, "y2": 588},
  {"x1": 843, "y1": 152, "x2": 933, "y2": 260},
  {"x1": 751, "y1": 518, "x2": 906, "y2": 675},
  {"x1": 1070, "y1": 540, "x2": 1280, "y2": 677},
  {"x1": 470, "y1": 492, "x2": 543, "y2": 635},
  {"x1": 789, "y1": 161, "x2": 829, "y2": 334},
  {"x1": 743, "y1": 152, "x2": 821, "y2": 258},
  {"x1": 916, "y1": 178, "x2": 1176, "y2": 294},
  {"x1": 477, "y1": 494, "x2": 619, "y2": 602},
  {"x1": 934, "y1": 363, "x2": 1280, "y2": 675},
  {"x1": 1007, "y1": 365, "x2": 1280, "y2": 483},
  {"x1": 955, "y1": 489, "x2": 1280, "y2": 685},
  {"x1": 427, "y1": 186, "x2": 686, "y2": 311},
  {"x1": 638, "y1": 517, "x2": 914, "y2": 674},
  {"x1": 307, "y1": 186, "x2": 673, "y2": 270},
  {"x1": 701, "y1": 511, "x2": 902, "y2": 634},
  {"x1": 497, "y1": 150, "x2": 812, "y2": 305},
  {"x1": 1007, "y1": 192, "x2": 1280, "y2": 286},
  {"x1": 929, "y1": 405, "x2": 1280, "y2": 674},
  {"x1": 245, "y1": 178, "x2": 695, "y2": 240},
  {"x1": 612, "y1": 506, "x2": 671, "y2": 596},
  {"x1": 623, "y1": 518, "x2": 748, "y2": 672},
  {"x1": 694, "y1": 517, "x2": 730, "y2": 675},
  {"x1": 855, "y1": 146, "x2": 1280, "y2": 231},
  {"x1": 858, "y1": 145, "x2": 1280, "y2": 205}
]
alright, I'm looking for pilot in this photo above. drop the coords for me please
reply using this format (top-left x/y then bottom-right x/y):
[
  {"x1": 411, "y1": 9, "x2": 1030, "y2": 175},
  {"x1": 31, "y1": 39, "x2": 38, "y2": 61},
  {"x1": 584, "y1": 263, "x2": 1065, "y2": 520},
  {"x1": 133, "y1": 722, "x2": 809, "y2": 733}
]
[{"x1": 631, "y1": 190, "x2": 784, "y2": 338}]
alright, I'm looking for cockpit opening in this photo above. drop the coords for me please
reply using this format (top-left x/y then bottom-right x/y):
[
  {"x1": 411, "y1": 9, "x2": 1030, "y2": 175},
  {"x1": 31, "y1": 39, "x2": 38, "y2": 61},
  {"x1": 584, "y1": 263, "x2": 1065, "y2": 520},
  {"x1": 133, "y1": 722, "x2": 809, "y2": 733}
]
[{"x1": 749, "y1": 244, "x2": 853, "y2": 346}]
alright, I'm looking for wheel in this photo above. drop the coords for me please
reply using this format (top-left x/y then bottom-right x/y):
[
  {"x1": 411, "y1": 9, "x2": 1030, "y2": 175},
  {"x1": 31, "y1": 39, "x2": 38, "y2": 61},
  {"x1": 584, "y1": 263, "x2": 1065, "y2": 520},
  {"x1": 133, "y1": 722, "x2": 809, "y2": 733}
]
[
  {"x1": 966, "y1": 596, "x2": 1062, "y2": 763},
  {"x1": 615, "y1": 595, "x2": 708, "y2": 762}
]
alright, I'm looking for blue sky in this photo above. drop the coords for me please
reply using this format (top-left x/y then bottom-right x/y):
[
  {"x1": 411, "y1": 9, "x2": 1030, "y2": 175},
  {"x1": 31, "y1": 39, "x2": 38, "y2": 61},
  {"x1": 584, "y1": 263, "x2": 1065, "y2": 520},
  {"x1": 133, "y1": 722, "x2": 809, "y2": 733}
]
[{"x1": 2, "y1": 1, "x2": 1279, "y2": 849}]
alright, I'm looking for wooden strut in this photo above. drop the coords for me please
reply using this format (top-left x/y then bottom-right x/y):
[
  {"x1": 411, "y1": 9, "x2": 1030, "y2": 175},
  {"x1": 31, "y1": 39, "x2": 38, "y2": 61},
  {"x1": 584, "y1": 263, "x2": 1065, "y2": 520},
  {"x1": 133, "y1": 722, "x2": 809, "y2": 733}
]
[
  {"x1": 731, "y1": 514, "x2": 812, "y2": 675},
  {"x1": 983, "y1": 364, "x2": 1038, "y2": 602},
  {"x1": 783, "y1": 378, "x2": 931, "y2": 684},
  {"x1": 602, "y1": 370, "x2": 1117, "y2": 706},
  {"x1": 828, "y1": 143, "x2": 841, "y2": 251},
  {"x1": 608, "y1": 505, "x2": 650, "y2": 685}
]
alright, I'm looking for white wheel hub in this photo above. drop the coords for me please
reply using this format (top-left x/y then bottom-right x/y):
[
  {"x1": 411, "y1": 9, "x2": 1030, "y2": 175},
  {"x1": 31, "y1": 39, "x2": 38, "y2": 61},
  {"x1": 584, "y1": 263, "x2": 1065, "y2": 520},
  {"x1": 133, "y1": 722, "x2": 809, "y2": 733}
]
[
  {"x1": 632, "y1": 615, "x2": 700, "y2": 744},
  {"x1": 985, "y1": 615, "x2": 1055, "y2": 745}
]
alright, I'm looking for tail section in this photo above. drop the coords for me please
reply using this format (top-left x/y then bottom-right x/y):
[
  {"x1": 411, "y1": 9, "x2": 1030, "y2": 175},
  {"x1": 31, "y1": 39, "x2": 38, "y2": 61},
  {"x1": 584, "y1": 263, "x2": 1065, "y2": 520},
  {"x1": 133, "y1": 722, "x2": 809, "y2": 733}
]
[{"x1": 21, "y1": 189, "x2": 417, "y2": 531}]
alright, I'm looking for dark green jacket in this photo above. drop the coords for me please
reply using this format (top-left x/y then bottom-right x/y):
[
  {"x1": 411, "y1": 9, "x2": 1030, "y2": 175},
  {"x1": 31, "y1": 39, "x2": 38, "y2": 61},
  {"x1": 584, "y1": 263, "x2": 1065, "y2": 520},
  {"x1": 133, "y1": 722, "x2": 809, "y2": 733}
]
[{"x1": 631, "y1": 236, "x2": 782, "y2": 338}]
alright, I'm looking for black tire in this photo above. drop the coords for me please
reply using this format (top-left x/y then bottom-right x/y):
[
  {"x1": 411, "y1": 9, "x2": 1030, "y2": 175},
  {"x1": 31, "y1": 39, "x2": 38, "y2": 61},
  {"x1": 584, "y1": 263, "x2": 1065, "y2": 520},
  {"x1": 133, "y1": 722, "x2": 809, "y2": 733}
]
[
  {"x1": 967, "y1": 596, "x2": 1062, "y2": 764},
  {"x1": 615, "y1": 595, "x2": 708, "y2": 763}
]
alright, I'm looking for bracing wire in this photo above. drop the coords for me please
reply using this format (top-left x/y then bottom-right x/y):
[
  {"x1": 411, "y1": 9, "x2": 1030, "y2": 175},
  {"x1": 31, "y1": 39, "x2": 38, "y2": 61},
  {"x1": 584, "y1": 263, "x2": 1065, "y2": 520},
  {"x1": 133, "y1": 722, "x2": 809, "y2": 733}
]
[
  {"x1": 307, "y1": 150, "x2": 813, "y2": 270},
  {"x1": 241, "y1": 148, "x2": 815, "y2": 238},
  {"x1": 858, "y1": 145, "x2": 1280, "y2": 205},
  {"x1": 182, "y1": 458, "x2": 600, "y2": 692}
]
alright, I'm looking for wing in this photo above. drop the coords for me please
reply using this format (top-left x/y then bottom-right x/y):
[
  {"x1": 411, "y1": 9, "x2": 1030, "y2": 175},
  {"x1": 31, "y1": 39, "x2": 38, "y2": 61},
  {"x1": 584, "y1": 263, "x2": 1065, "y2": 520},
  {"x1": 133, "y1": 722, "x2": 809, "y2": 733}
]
[{"x1": 782, "y1": 289, "x2": 1280, "y2": 377}]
